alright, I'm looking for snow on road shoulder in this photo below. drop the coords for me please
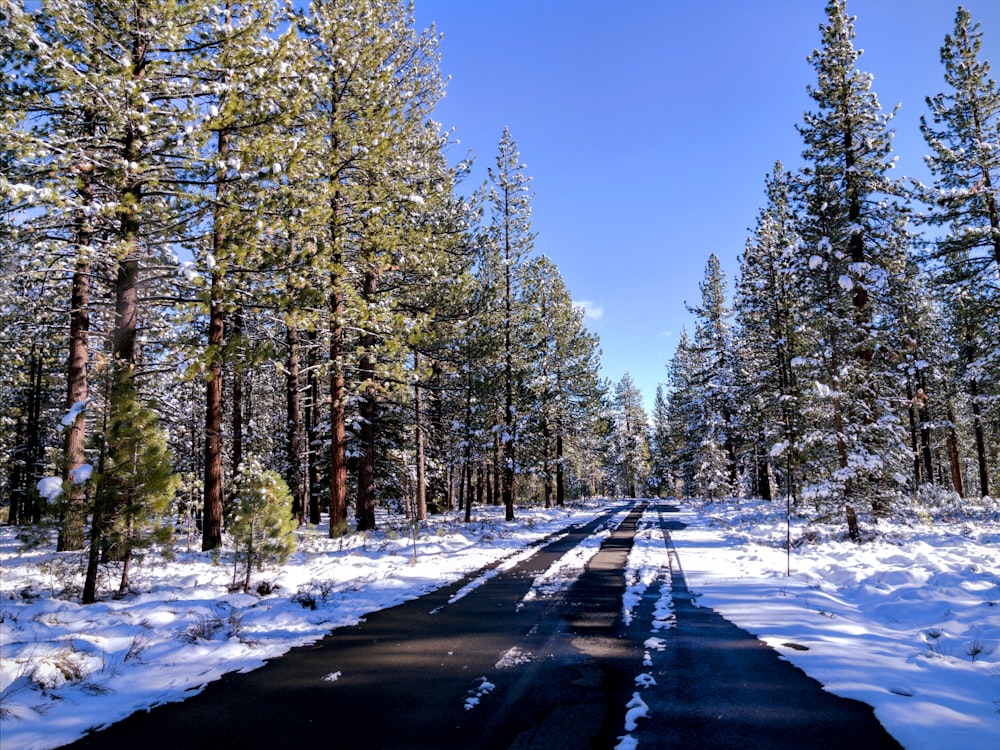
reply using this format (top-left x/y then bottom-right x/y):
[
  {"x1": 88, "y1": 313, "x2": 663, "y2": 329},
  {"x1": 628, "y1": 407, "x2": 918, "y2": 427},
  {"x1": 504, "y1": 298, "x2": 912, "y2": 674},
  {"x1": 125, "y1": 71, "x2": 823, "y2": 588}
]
[
  {"x1": 669, "y1": 499, "x2": 1000, "y2": 750},
  {"x1": 0, "y1": 501, "x2": 610, "y2": 750}
]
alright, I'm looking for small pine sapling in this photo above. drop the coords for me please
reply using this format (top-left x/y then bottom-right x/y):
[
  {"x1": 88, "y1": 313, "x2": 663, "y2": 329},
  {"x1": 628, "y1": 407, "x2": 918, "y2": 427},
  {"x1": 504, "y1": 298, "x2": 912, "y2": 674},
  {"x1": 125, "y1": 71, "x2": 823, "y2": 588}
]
[{"x1": 227, "y1": 456, "x2": 297, "y2": 593}]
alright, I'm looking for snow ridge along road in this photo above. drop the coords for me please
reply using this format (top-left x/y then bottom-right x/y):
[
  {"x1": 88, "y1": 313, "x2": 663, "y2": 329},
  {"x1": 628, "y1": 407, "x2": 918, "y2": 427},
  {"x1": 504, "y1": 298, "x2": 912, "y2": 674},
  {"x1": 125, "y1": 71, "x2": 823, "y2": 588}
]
[{"x1": 57, "y1": 501, "x2": 901, "y2": 749}]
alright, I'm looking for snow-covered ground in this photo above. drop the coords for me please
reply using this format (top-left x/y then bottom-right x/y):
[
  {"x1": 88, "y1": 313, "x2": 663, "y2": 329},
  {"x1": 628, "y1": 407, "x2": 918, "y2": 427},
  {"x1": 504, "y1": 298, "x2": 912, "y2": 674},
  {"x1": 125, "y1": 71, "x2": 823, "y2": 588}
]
[
  {"x1": 666, "y1": 497, "x2": 1000, "y2": 750},
  {"x1": 0, "y1": 501, "x2": 614, "y2": 750},
  {"x1": 2, "y1": 497, "x2": 999, "y2": 750}
]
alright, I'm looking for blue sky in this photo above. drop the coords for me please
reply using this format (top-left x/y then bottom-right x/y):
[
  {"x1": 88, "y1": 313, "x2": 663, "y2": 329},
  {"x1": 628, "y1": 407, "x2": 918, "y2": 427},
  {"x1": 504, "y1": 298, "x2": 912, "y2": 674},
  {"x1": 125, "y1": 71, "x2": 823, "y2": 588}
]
[{"x1": 413, "y1": 0, "x2": 1000, "y2": 412}]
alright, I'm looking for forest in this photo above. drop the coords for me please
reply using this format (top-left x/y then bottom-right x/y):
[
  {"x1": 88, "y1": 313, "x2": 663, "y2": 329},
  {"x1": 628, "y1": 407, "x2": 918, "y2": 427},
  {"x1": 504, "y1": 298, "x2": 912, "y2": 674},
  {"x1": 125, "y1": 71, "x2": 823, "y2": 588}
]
[
  {"x1": 1, "y1": 0, "x2": 998, "y2": 604},
  {"x1": 649, "y1": 1, "x2": 1000, "y2": 541},
  {"x1": 0, "y1": 0, "x2": 622, "y2": 601}
]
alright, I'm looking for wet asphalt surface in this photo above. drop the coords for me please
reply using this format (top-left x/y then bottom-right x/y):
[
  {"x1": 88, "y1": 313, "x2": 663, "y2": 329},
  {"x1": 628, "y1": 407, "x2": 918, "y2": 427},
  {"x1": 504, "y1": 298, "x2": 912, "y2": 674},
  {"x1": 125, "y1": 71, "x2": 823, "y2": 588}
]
[{"x1": 59, "y1": 502, "x2": 902, "y2": 749}]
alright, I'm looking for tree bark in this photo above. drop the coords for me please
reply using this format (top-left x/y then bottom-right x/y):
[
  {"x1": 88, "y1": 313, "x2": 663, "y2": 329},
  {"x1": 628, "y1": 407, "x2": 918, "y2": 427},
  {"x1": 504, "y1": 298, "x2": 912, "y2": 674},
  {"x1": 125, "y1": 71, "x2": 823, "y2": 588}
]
[
  {"x1": 58, "y1": 138, "x2": 94, "y2": 551},
  {"x1": 306, "y1": 328, "x2": 322, "y2": 525},
  {"x1": 906, "y1": 379, "x2": 922, "y2": 486},
  {"x1": 556, "y1": 432, "x2": 565, "y2": 506},
  {"x1": 202, "y1": 123, "x2": 231, "y2": 551},
  {"x1": 413, "y1": 351, "x2": 427, "y2": 521},
  {"x1": 356, "y1": 267, "x2": 378, "y2": 532},
  {"x1": 286, "y1": 318, "x2": 306, "y2": 524},
  {"x1": 970, "y1": 377, "x2": 990, "y2": 497},
  {"x1": 329, "y1": 260, "x2": 348, "y2": 537},
  {"x1": 230, "y1": 311, "x2": 245, "y2": 477},
  {"x1": 946, "y1": 401, "x2": 965, "y2": 497}
]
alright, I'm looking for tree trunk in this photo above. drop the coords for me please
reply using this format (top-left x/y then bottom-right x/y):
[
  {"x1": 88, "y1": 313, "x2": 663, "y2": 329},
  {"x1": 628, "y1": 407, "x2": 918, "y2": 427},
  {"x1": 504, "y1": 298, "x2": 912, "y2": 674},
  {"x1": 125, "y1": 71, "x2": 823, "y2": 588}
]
[
  {"x1": 970, "y1": 377, "x2": 990, "y2": 497},
  {"x1": 556, "y1": 432, "x2": 565, "y2": 506},
  {"x1": 414, "y1": 351, "x2": 427, "y2": 521},
  {"x1": 917, "y1": 372, "x2": 934, "y2": 485},
  {"x1": 502, "y1": 186, "x2": 516, "y2": 521},
  {"x1": 231, "y1": 311, "x2": 245, "y2": 477},
  {"x1": 306, "y1": 328, "x2": 321, "y2": 524},
  {"x1": 542, "y1": 419, "x2": 553, "y2": 508},
  {"x1": 356, "y1": 267, "x2": 378, "y2": 532},
  {"x1": 906, "y1": 379, "x2": 922, "y2": 486},
  {"x1": 286, "y1": 318, "x2": 306, "y2": 524},
  {"x1": 203, "y1": 124, "x2": 231, "y2": 551},
  {"x1": 329, "y1": 265, "x2": 348, "y2": 537},
  {"x1": 946, "y1": 400, "x2": 965, "y2": 497},
  {"x1": 428, "y1": 359, "x2": 446, "y2": 510},
  {"x1": 58, "y1": 148, "x2": 94, "y2": 551}
]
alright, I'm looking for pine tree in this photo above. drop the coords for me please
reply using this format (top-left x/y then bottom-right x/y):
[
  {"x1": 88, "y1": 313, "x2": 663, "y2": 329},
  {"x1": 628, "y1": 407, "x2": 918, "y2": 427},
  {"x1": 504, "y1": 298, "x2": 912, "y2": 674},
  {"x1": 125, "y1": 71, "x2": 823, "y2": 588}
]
[
  {"x1": 662, "y1": 328, "x2": 702, "y2": 496},
  {"x1": 608, "y1": 373, "x2": 650, "y2": 498},
  {"x1": 194, "y1": 0, "x2": 299, "y2": 550},
  {"x1": 518, "y1": 256, "x2": 602, "y2": 507},
  {"x1": 687, "y1": 254, "x2": 739, "y2": 498},
  {"x1": 734, "y1": 162, "x2": 805, "y2": 503},
  {"x1": 649, "y1": 385, "x2": 676, "y2": 497},
  {"x1": 792, "y1": 0, "x2": 911, "y2": 536},
  {"x1": 918, "y1": 5, "x2": 1000, "y2": 497},
  {"x1": 84, "y1": 365, "x2": 177, "y2": 602},
  {"x1": 227, "y1": 455, "x2": 297, "y2": 594},
  {"x1": 485, "y1": 127, "x2": 536, "y2": 520}
]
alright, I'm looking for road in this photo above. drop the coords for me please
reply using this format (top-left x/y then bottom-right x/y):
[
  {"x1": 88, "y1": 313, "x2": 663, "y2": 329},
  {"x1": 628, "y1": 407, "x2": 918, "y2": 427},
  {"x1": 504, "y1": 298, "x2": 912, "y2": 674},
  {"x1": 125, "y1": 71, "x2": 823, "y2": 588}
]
[{"x1": 60, "y1": 501, "x2": 901, "y2": 749}]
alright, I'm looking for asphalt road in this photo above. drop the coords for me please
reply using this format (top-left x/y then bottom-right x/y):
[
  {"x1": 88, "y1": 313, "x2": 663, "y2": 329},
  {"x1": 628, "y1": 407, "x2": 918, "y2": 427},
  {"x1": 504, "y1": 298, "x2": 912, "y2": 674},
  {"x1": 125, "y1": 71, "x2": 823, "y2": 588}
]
[{"x1": 60, "y1": 501, "x2": 902, "y2": 749}]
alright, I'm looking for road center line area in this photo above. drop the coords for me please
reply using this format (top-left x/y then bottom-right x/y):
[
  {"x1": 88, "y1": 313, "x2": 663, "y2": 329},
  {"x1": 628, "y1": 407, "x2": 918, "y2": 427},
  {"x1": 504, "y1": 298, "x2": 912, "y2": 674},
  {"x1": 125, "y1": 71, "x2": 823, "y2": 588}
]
[{"x1": 59, "y1": 501, "x2": 901, "y2": 750}]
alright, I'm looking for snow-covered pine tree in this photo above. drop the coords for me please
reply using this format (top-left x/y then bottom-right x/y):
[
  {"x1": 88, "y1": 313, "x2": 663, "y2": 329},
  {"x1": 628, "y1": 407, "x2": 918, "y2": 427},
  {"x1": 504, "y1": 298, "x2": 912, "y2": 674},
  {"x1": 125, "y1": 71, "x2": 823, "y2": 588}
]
[
  {"x1": 917, "y1": 5, "x2": 1000, "y2": 498},
  {"x1": 608, "y1": 373, "x2": 650, "y2": 498},
  {"x1": 518, "y1": 256, "x2": 603, "y2": 507},
  {"x1": 734, "y1": 162, "x2": 804, "y2": 504},
  {"x1": 687, "y1": 253, "x2": 740, "y2": 499},
  {"x1": 227, "y1": 455, "x2": 297, "y2": 594},
  {"x1": 791, "y1": 0, "x2": 912, "y2": 537},
  {"x1": 662, "y1": 328, "x2": 702, "y2": 497},
  {"x1": 485, "y1": 127, "x2": 537, "y2": 520},
  {"x1": 649, "y1": 385, "x2": 676, "y2": 497},
  {"x1": 1, "y1": 0, "x2": 215, "y2": 550},
  {"x1": 399, "y1": 158, "x2": 479, "y2": 520},
  {"x1": 84, "y1": 365, "x2": 178, "y2": 601},
  {"x1": 192, "y1": 0, "x2": 301, "y2": 550}
]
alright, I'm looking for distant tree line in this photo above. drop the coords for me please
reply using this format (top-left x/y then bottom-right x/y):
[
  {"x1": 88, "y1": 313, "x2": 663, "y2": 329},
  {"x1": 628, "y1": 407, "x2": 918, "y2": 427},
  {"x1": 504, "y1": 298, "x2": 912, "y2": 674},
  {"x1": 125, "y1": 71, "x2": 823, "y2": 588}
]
[
  {"x1": 650, "y1": 1, "x2": 999, "y2": 539},
  {"x1": 0, "y1": 0, "x2": 609, "y2": 599}
]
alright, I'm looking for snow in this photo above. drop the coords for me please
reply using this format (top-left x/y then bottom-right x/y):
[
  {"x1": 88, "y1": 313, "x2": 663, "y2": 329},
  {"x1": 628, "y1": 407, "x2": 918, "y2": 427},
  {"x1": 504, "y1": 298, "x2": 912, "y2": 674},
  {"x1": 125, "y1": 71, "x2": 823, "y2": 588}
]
[
  {"x1": 35, "y1": 477, "x2": 62, "y2": 504},
  {"x1": 664, "y1": 498, "x2": 1000, "y2": 750},
  {"x1": 68, "y1": 464, "x2": 92, "y2": 485},
  {"x1": 0, "y1": 503, "x2": 611, "y2": 750},
  {"x1": 60, "y1": 400, "x2": 89, "y2": 428},
  {"x1": 3, "y1": 497, "x2": 999, "y2": 750}
]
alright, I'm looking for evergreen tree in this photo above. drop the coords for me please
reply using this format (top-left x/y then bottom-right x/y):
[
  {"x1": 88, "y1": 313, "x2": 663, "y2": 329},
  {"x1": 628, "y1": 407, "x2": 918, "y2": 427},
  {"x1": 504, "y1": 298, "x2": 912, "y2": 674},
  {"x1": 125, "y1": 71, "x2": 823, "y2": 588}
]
[
  {"x1": 649, "y1": 385, "x2": 676, "y2": 497},
  {"x1": 84, "y1": 366, "x2": 177, "y2": 602},
  {"x1": 227, "y1": 455, "x2": 297, "y2": 594},
  {"x1": 662, "y1": 328, "x2": 702, "y2": 496},
  {"x1": 792, "y1": 0, "x2": 911, "y2": 536},
  {"x1": 608, "y1": 373, "x2": 650, "y2": 498},
  {"x1": 734, "y1": 162, "x2": 805, "y2": 503},
  {"x1": 917, "y1": 5, "x2": 1000, "y2": 497},
  {"x1": 194, "y1": 0, "x2": 299, "y2": 550},
  {"x1": 485, "y1": 127, "x2": 536, "y2": 520},
  {"x1": 687, "y1": 254, "x2": 739, "y2": 498},
  {"x1": 518, "y1": 256, "x2": 602, "y2": 507}
]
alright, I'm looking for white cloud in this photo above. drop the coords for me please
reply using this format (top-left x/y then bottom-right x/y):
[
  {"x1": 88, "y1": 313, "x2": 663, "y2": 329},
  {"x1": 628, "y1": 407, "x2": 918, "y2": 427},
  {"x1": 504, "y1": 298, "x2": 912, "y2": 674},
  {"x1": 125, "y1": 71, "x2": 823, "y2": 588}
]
[{"x1": 573, "y1": 299, "x2": 604, "y2": 321}]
